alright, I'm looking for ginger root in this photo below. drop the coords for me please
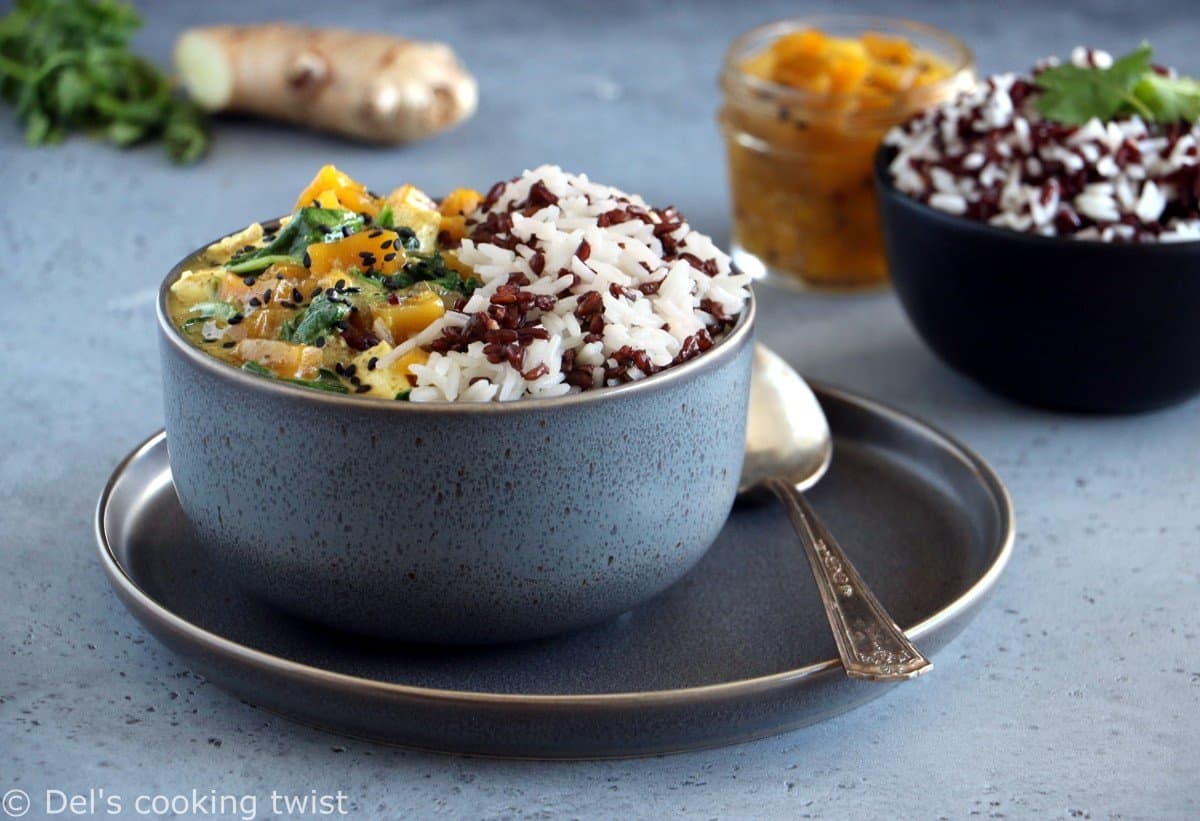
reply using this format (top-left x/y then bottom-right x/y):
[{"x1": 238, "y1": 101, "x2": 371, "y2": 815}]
[{"x1": 174, "y1": 24, "x2": 477, "y2": 143}]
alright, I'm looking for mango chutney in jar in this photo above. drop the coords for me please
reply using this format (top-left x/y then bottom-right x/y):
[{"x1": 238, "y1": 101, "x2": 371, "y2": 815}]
[{"x1": 719, "y1": 17, "x2": 973, "y2": 290}]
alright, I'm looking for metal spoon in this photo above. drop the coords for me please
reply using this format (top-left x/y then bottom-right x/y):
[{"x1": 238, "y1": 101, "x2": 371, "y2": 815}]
[{"x1": 740, "y1": 345, "x2": 932, "y2": 681}]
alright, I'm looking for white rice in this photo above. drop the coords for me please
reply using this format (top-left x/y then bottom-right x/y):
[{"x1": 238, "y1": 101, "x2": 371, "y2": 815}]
[
  {"x1": 381, "y1": 166, "x2": 752, "y2": 402},
  {"x1": 885, "y1": 48, "x2": 1200, "y2": 243}
]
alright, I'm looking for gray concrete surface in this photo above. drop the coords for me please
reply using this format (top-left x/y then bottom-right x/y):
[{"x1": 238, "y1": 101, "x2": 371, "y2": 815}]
[{"x1": 1, "y1": 0, "x2": 1196, "y2": 818}]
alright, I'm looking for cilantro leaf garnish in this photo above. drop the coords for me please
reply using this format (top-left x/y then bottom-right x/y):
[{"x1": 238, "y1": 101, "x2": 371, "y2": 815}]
[
  {"x1": 1133, "y1": 72, "x2": 1200, "y2": 123},
  {"x1": 0, "y1": 0, "x2": 210, "y2": 163},
  {"x1": 1035, "y1": 45, "x2": 1152, "y2": 125},
  {"x1": 1035, "y1": 44, "x2": 1200, "y2": 125}
]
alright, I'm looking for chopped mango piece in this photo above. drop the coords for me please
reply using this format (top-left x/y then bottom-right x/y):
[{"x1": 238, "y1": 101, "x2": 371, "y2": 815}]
[
  {"x1": 439, "y1": 188, "x2": 484, "y2": 217},
  {"x1": 306, "y1": 230, "x2": 406, "y2": 277},
  {"x1": 439, "y1": 214, "x2": 468, "y2": 242},
  {"x1": 729, "y1": 27, "x2": 956, "y2": 288},
  {"x1": 295, "y1": 164, "x2": 380, "y2": 217},
  {"x1": 862, "y1": 32, "x2": 914, "y2": 64},
  {"x1": 243, "y1": 305, "x2": 293, "y2": 340},
  {"x1": 217, "y1": 271, "x2": 264, "y2": 304},
  {"x1": 372, "y1": 290, "x2": 445, "y2": 342}
]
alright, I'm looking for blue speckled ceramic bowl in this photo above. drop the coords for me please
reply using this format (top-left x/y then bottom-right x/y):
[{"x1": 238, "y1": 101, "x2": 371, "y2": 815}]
[{"x1": 157, "y1": 231, "x2": 755, "y2": 644}]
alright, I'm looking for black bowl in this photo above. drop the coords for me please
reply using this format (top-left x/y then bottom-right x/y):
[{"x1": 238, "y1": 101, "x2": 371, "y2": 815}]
[{"x1": 874, "y1": 147, "x2": 1200, "y2": 413}]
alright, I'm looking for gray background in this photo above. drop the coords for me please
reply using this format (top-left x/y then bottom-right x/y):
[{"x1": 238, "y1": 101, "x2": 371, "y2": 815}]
[{"x1": 2, "y1": 0, "x2": 1197, "y2": 818}]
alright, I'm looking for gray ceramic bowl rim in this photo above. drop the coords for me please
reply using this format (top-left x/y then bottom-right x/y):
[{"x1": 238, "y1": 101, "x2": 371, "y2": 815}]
[
  {"x1": 96, "y1": 385, "x2": 1015, "y2": 706},
  {"x1": 874, "y1": 145, "x2": 1200, "y2": 252},
  {"x1": 158, "y1": 219, "x2": 757, "y2": 413}
]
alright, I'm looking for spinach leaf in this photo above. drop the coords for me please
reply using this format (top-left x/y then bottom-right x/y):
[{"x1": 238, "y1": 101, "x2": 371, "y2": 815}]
[
  {"x1": 241, "y1": 361, "x2": 272, "y2": 377},
  {"x1": 187, "y1": 300, "x2": 238, "y2": 320},
  {"x1": 281, "y1": 293, "x2": 350, "y2": 345},
  {"x1": 292, "y1": 368, "x2": 348, "y2": 394},
  {"x1": 395, "y1": 226, "x2": 420, "y2": 251},
  {"x1": 242, "y1": 361, "x2": 349, "y2": 394},
  {"x1": 376, "y1": 203, "x2": 395, "y2": 229},
  {"x1": 394, "y1": 389, "x2": 411, "y2": 401},
  {"x1": 374, "y1": 252, "x2": 477, "y2": 295},
  {"x1": 226, "y1": 207, "x2": 365, "y2": 276}
]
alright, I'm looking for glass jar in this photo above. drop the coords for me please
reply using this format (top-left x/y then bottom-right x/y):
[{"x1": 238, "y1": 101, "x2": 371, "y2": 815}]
[{"x1": 718, "y1": 16, "x2": 974, "y2": 292}]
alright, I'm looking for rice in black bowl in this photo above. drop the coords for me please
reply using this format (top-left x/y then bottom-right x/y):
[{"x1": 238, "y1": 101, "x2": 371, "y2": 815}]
[{"x1": 885, "y1": 47, "x2": 1200, "y2": 243}]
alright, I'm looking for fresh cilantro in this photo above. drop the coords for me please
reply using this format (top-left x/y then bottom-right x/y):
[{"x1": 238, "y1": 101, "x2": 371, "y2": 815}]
[
  {"x1": 1035, "y1": 44, "x2": 1200, "y2": 125},
  {"x1": 376, "y1": 203, "x2": 395, "y2": 229},
  {"x1": 226, "y1": 207, "x2": 365, "y2": 276},
  {"x1": 0, "y1": 0, "x2": 209, "y2": 162},
  {"x1": 1133, "y1": 72, "x2": 1200, "y2": 123},
  {"x1": 280, "y1": 293, "x2": 351, "y2": 345},
  {"x1": 394, "y1": 390, "x2": 411, "y2": 401}
]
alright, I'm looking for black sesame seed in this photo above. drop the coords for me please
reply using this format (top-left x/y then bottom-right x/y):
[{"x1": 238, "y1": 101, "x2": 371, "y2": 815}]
[
  {"x1": 315, "y1": 336, "x2": 326, "y2": 348},
  {"x1": 345, "y1": 364, "x2": 357, "y2": 376},
  {"x1": 349, "y1": 376, "x2": 361, "y2": 386},
  {"x1": 242, "y1": 276, "x2": 256, "y2": 286},
  {"x1": 355, "y1": 384, "x2": 371, "y2": 393},
  {"x1": 279, "y1": 300, "x2": 297, "y2": 309},
  {"x1": 302, "y1": 251, "x2": 312, "y2": 268},
  {"x1": 262, "y1": 288, "x2": 272, "y2": 303},
  {"x1": 222, "y1": 341, "x2": 236, "y2": 348},
  {"x1": 368, "y1": 229, "x2": 383, "y2": 238},
  {"x1": 310, "y1": 286, "x2": 322, "y2": 298},
  {"x1": 248, "y1": 297, "x2": 261, "y2": 307},
  {"x1": 325, "y1": 288, "x2": 337, "y2": 298},
  {"x1": 383, "y1": 253, "x2": 397, "y2": 262},
  {"x1": 227, "y1": 314, "x2": 244, "y2": 325},
  {"x1": 292, "y1": 287, "x2": 303, "y2": 303},
  {"x1": 380, "y1": 239, "x2": 393, "y2": 250},
  {"x1": 335, "y1": 278, "x2": 346, "y2": 290},
  {"x1": 334, "y1": 363, "x2": 345, "y2": 375},
  {"x1": 367, "y1": 357, "x2": 378, "y2": 371}
]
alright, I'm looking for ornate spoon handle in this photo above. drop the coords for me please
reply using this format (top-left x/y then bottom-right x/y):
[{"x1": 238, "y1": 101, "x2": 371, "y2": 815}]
[{"x1": 767, "y1": 477, "x2": 932, "y2": 681}]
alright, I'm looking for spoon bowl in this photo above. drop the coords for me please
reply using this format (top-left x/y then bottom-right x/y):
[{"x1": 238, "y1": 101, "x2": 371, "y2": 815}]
[{"x1": 741, "y1": 345, "x2": 833, "y2": 495}]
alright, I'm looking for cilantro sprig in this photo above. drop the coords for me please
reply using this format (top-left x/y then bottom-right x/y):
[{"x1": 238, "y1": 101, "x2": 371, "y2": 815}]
[
  {"x1": 0, "y1": 0, "x2": 209, "y2": 162},
  {"x1": 1035, "y1": 44, "x2": 1200, "y2": 125}
]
